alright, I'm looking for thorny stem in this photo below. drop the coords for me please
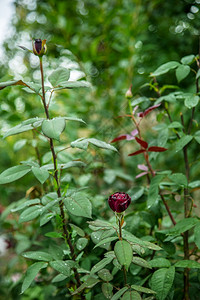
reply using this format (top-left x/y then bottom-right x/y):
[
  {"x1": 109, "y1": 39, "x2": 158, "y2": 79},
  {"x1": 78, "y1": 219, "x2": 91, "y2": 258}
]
[
  {"x1": 186, "y1": 44, "x2": 200, "y2": 269},
  {"x1": 39, "y1": 58, "x2": 82, "y2": 290},
  {"x1": 188, "y1": 38, "x2": 200, "y2": 134},
  {"x1": 128, "y1": 100, "x2": 176, "y2": 225},
  {"x1": 163, "y1": 100, "x2": 190, "y2": 300},
  {"x1": 181, "y1": 45, "x2": 200, "y2": 299},
  {"x1": 154, "y1": 58, "x2": 200, "y2": 299}
]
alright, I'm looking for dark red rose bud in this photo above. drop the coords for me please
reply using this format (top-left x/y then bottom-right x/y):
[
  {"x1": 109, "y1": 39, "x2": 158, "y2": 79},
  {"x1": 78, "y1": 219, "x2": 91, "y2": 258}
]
[
  {"x1": 34, "y1": 39, "x2": 42, "y2": 54},
  {"x1": 32, "y1": 39, "x2": 47, "y2": 57},
  {"x1": 108, "y1": 192, "x2": 131, "y2": 213}
]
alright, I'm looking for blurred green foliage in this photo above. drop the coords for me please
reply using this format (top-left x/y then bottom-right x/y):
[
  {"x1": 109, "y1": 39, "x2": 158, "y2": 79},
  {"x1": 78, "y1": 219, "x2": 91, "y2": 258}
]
[{"x1": 1, "y1": 0, "x2": 199, "y2": 196}]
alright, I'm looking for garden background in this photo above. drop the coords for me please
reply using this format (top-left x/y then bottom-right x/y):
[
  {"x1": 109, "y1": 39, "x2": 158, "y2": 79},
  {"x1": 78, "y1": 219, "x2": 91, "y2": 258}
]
[{"x1": 0, "y1": 1, "x2": 200, "y2": 300}]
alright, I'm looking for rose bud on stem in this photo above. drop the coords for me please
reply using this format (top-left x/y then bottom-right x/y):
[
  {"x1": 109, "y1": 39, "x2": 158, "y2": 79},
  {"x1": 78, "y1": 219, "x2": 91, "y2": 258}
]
[
  {"x1": 108, "y1": 192, "x2": 131, "y2": 238},
  {"x1": 108, "y1": 192, "x2": 131, "y2": 285}
]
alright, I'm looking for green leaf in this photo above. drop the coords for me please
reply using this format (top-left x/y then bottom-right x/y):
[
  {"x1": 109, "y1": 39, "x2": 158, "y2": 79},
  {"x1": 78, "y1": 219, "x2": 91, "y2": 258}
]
[
  {"x1": 54, "y1": 80, "x2": 91, "y2": 89},
  {"x1": 72, "y1": 277, "x2": 100, "y2": 295},
  {"x1": 32, "y1": 167, "x2": 49, "y2": 184},
  {"x1": 19, "y1": 205, "x2": 43, "y2": 223},
  {"x1": 103, "y1": 169, "x2": 132, "y2": 184},
  {"x1": 123, "y1": 232, "x2": 161, "y2": 251},
  {"x1": 189, "y1": 180, "x2": 200, "y2": 188},
  {"x1": 168, "y1": 173, "x2": 188, "y2": 187},
  {"x1": 132, "y1": 256, "x2": 152, "y2": 269},
  {"x1": 88, "y1": 219, "x2": 114, "y2": 229},
  {"x1": 88, "y1": 138, "x2": 117, "y2": 151},
  {"x1": 11, "y1": 199, "x2": 40, "y2": 212},
  {"x1": 174, "y1": 260, "x2": 200, "y2": 269},
  {"x1": 181, "y1": 54, "x2": 195, "y2": 65},
  {"x1": 21, "y1": 262, "x2": 48, "y2": 294},
  {"x1": 98, "y1": 269, "x2": 113, "y2": 281},
  {"x1": 131, "y1": 285, "x2": 156, "y2": 294},
  {"x1": 63, "y1": 192, "x2": 92, "y2": 218},
  {"x1": 0, "y1": 79, "x2": 28, "y2": 90},
  {"x1": 22, "y1": 118, "x2": 44, "y2": 126},
  {"x1": 168, "y1": 122, "x2": 183, "y2": 129},
  {"x1": 155, "y1": 93, "x2": 177, "y2": 105},
  {"x1": 69, "y1": 223, "x2": 85, "y2": 237},
  {"x1": 184, "y1": 94, "x2": 199, "y2": 109},
  {"x1": 52, "y1": 274, "x2": 68, "y2": 283},
  {"x1": 13, "y1": 139, "x2": 27, "y2": 152},
  {"x1": 48, "y1": 68, "x2": 70, "y2": 87},
  {"x1": 194, "y1": 222, "x2": 200, "y2": 249},
  {"x1": 64, "y1": 116, "x2": 86, "y2": 124},
  {"x1": 175, "y1": 135, "x2": 193, "y2": 152},
  {"x1": 167, "y1": 218, "x2": 198, "y2": 236},
  {"x1": 60, "y1": 161, "x2": 86, "y2": 169},
  {"x1": 176, "y1": 65, "x2": 190, "y2": 83},
  {"x1": 151, "y1": 61, "x2": 180, "y2": 77},
  {"x1": 131, "y1": 96, "x2": 149, "y2": 106},
  {"x1": 111, "y1": 287, "x2": 128, "y2": 300},
  {"x1": 102, "y1": 282, "x2": 113, "y2": 299},
  {"x1": 76, "y1": 238, "x2": 88, "y2": 250},
  {"x1": 40, "y1": 212, "x2": 55, "y2": 226},
  {"x1": 40, "y1": 198, "x2": 60, "y2": 214},
  {"x1": 45, "y1": 232, "x2": 63, "y2": 238},
  {"x1": 194, "y1": 131, "x2": 200, "y2": 144},
  {"x1": 150, "y1": 267, "x2": 175, "y2": 300},
  {"x1": 71, "y1": 138, "x2": 117, "y2": 152},
  {"x1": 3, "y1": 118, "x2": 44, "y2": 138},
  {"x1": 122, "y1": 291, "x2": 142, "y2": 300},
  {"x1": 42, "y1": 118, "x2": 66, "y2": 141},
  {"x1": 94, "y1": 237, "x2": 118, "y2": 249},
  {"x1": 0, "y1": 165, "x2": 31, "y2": 184},
  {"x1": 142, "y1": 240, "x2": 162, "y2": 251},
  {"x1": 22, "y1": 82, "x2": 41, "y2": 94},
  {"x1": 48, "y1": 243, "x2": 64, "y2": 260},
  {"x1": 114, "y1": 240, "x2": 133, "y2": 271},
  {"x1": 147, "y1": 175, "x2": 164, "y2": 208},
  {"x1": 71, "y1": 138, "x2": 89, "y2": 150},
  {"x1": 49, "y1": 260, "x2": 71, "y2": 276},
  {"x1": 21, "y1": 161, "x2": 39, "y2": 168},
  {"x1": 127, "y1": 186, "x2": 144, "y2": 203},
  {"x1": 22, "y1": 251, "x2": 53, "y2": 261},
  {"x1": 149, "y1": 258, "x2": 171, "y2": 268},
  {"x1": 91, "y1": 257, "x2": 113, "y2": 274}
]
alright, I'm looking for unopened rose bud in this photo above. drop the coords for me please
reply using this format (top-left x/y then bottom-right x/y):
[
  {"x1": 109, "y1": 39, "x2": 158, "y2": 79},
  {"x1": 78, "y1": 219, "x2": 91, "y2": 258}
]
[
  {"x1": 125, "y1": 85, "x2": 133, "y2": 99},
  {"x1": 108, "y1": 192, "x2": 131, "y2": 213},
  {"x1": 32, "y1": 39, "x2": 47, "y2": 57}
]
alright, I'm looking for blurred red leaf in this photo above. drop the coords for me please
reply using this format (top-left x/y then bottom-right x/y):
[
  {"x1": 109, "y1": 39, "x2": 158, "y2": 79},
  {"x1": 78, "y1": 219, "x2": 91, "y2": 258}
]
[
  {"x1": 128, "y1": 149, "x2": 146, "y2": 156},
  {"x1": 111, "y1": 129, "x2": 138, "y2": 143},
  {"x1": 138, "y1": 104, "x2": 161, "y2": 118},
  {"x1": 148, "y1": 146, "x2": 167, "y2": 152},
  {"x1": 135, "y1": 137, "x2": 148, "y2": 149},
  {"x1": 110, "y1": 135, "x2": 127, "y2": 143}
]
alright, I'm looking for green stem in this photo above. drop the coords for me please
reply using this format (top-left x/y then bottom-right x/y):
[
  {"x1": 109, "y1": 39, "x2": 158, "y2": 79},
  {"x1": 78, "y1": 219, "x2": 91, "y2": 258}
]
[
  {"x1": 39, "y1": 57, "x2": 82, "y2": 290},
  {"x1": 117, "y1": 215, "x2": 127, "y2": 285}
]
